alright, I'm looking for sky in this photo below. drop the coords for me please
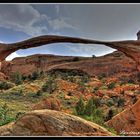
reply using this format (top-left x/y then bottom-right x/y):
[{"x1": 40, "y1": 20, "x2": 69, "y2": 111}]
[{"x1": 0, "y1": 4, "x2": 140, "y2": 61}]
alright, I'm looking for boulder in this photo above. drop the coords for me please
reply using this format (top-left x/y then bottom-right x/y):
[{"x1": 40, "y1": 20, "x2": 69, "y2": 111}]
[{"x1": 0, "y1": 109, "x2": 113, "y2": 136}]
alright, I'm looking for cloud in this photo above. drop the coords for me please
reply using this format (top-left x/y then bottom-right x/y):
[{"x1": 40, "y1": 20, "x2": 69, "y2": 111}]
[
  {"x1": 0, "y1": 5, "x2": 48, "y2": 36},
  {"x1": 48, "y1": 17, "x2": 77, "y2": 31},
  {"x1": 0, "y1": 4, "x2": 78, "y2": 37},
  {"x1": 55, "y1": 5, "x2": 60, "y2": 15}
]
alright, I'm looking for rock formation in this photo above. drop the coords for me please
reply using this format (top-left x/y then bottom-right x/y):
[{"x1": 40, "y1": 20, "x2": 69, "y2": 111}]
[
  {"x1": 1, "y1": 51, "x2": 137, "y2": 78},
  {"x1": 0, "y1": 109, "x2": 113, "y2": 136},
  {"x1": 0, "y1": 34, "x2": 140, "y2": 70},
  {"x1": 106, "y1": 99, "x2": 140, "y2": 136}
]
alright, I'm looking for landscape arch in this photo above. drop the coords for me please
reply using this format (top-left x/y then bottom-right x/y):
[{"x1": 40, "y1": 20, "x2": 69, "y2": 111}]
[{"x1": 0, "y1": 34, "x2": 140, "y2": 70}]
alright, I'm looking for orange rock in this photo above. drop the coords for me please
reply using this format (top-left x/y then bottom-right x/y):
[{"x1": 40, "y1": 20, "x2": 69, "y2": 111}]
[
  {"x1": 64, "y1": 95, "x2": 71, "y2": 100},
  {"x1": 0, "y1": 109, "x2": 113, "y2": 136},
  {"x1": 89, "y1": 81, "x2": 102, "y2": 88},
  {"x1": 106, "y1": 99, "x2": 140, "y2": 136},
  {"x1": 124, "y1": 91, "x2": 135, "y2": 97},
  {"x1": 32, "y1": 98, "x2": 61, "y2": 111}
]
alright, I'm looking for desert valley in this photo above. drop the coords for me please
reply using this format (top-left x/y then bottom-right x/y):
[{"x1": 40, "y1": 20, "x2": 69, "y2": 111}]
[
  {"x1": 0, "y1": 49, "x2": 140, "y2": 136},
  {"x1": 0, "y1": 4, "x2": 140, "y2": 137}
]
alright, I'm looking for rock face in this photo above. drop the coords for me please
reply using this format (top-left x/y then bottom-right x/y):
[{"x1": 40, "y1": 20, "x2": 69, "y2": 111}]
[
  {"x1": 1, "y1": 51, "x2": 137, "y2": 78},
  {"x1": 1, "y1": 34, "x2": 140, "y2": 71},
  {"x1": 106, "y1": 99, "x2": 140, "y2": 136},
  {"x1": 0, "y1": 109, "x2": 113, "y2": 136}
]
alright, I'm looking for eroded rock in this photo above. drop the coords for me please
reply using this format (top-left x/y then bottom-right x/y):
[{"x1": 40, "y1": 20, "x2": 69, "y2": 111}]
[{"x1": 0, "y1": 109, "x2": 113, "y2": 136}]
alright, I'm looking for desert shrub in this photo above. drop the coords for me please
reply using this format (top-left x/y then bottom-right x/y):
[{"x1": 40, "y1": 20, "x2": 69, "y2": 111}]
[
  {"x1": 92, "y1": 108, "x2": 104, "y2": 125},
  {"x1": 36, "y1": 90, "x2": 42, "y2": 96},
  {"x1": 10, "y1": 71, "x2": 23, "y2": 85},
  {"x1": 22, "y1": 75, "x2": 27, "y2": 81},
  {"x1": 108, "y1": 82, "x2": 115, "y2": 89},
  {"x1": 128, "y1": 79, "x2": 135, "y2": 84},
  {"x1": 40, "y1": 71, "x2": 45, "y2": 76},
  {"x1": 81, "y1": 75, "x2": 90, "y2": 83},
  {"x1": 31, "y1": 71, "x2": 40, "y2": 80},
  {"x1": 119, "y1": 76, "x2": 135, "y2": 84},
  {"x1": 74, "y1": 97, "x2": 104, "y2": 126},
  {"x1": 106, "y1": 99, "x2": 115, "y2": 107},
  {"x1": 75, "y1": 96, "x2": 85, "y2": 115},
  {"x1": 84, "y1": 97, "x2": 95, "y2": 116},
  {"x1": 105, "y1": 109, "x2": 114, "y2": 121},
  {"x1": 100, "y1": 85, "x2": 108, "y2": 90},
  {"x1": 93, "y1": 87, "x2": 99, "y2": 93},
  {"x1": 0, "y1": 81, "x2": 14, "y2": 90},
  {"x1": 72, "y1": 57, "x2": 80, "y2": 62},
  {"x1": 27, "y1": 71, "x2": 41, "y2": 81},
  {"x1": 0, "y1": 103, "x2": 15, "y2": 126},
  {"x1": 82, "y1": 107, "x2": 104, "y2": 125},
  {"x1": 41, "y1": 77, "x2": 57, "y2": 94},
  {"x1": 117, "y1": 97, "x2": 125, "y2": 107},
  {"x1": 98, "y1": 73, "x2": 106, "y2": 80},
  {"x1": 10, "y1": 89, "x2": 23, "y2": 96},
  {"x1": 15, "y1": 111, "x2": 26, "y2": 120},
  {"x1": 47, "y1": 69, "x2": 90, "y2": 83},
  {"x1": 27, "y1": 74, "x2": 32, "y2": 80},
  {"x1": 93, "y1": 97, "x2": 101, "y2": 107}
]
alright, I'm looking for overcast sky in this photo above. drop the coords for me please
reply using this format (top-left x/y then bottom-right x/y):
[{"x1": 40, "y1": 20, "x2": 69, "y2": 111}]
[{"x1": 0, "y1": 4, "x2": 140, "y2": 60}]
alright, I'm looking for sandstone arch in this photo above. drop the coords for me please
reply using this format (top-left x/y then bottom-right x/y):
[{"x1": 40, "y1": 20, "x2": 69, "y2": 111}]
[{"x1": 1, "y1": 35, "x2": 140, "y2": 70}]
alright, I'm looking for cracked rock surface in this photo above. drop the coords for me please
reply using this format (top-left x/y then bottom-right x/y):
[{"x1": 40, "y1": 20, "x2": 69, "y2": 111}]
[{"x1": 0, "y1": 109, "x2": 113, "y2": 136}]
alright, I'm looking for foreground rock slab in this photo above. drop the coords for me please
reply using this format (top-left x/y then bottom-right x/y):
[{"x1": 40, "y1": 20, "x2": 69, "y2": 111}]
[{"x1": 0, "y1": 109, "x2": 113, "y2": 136}]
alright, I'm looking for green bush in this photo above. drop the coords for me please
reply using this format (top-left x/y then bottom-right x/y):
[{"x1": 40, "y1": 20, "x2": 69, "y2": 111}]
[
  {"x1": 128, "y1": 79, "x2": 135, "y2": 84},
  {"x1": 31, "y1": 71, "x2": 40, "y2": 80},
  {"x1": 93, "y1": 87, "x2": 99, "y2": 93},
  {"x1": 82, "y1": 107, "x2": 104, "y2": 125},
  {"x1": 84, "y1": 97, "x2": 95, "y2": 116},
  {"x1": 81, "y1": 75, "x2": 90, "y2": 83},
  {"x1": 108, "y1": 82, "x2": 115, "y2": 89},
  {"x1": 93, "y1": 97, "x2": 101, "y2": 107},
  {"x1": 98, "y1": 73, "x2": 106, "y2": 80},
  {"x1": 92, "y1": 108, "x2": 104, "y2": 125},
  {"x1": 74, "y1": 97, "x2": 104, "y2": 125},
  {"x1": 42, "y1": 77, "x2": 57, "y2": 94},
  {"x1": 0, "y1": 81, "x2": 14, "y2": 90},
  {"x1": 105, "y1": 109, "x2": 114, "y2": 121},
  {"x1": 10, "y1": 71, "x2": 23, "y2": 85},
  {"x1": 36, "y1": 90, "x2": 42, "y2": 96},
  {"x1": 106, "y1": 99, "x2": 115, "y2": 107},
  {"x1": 0, "y1": 103, "x2": 15, "y2": 126},
  {"x1": 117, "y1": 97, "x2": 125, "y2": 107},
  {"x1": 11, "y1": 89, "x2": 23, "y2": 96},
  {"x1": 75, "y1": 96, "x2": 85, "y2": 115}
]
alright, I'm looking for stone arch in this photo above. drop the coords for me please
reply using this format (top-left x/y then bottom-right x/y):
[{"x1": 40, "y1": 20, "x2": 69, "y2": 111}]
[{"x1": 0, "y1": 34, "x2": 140, "y2": 70}]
